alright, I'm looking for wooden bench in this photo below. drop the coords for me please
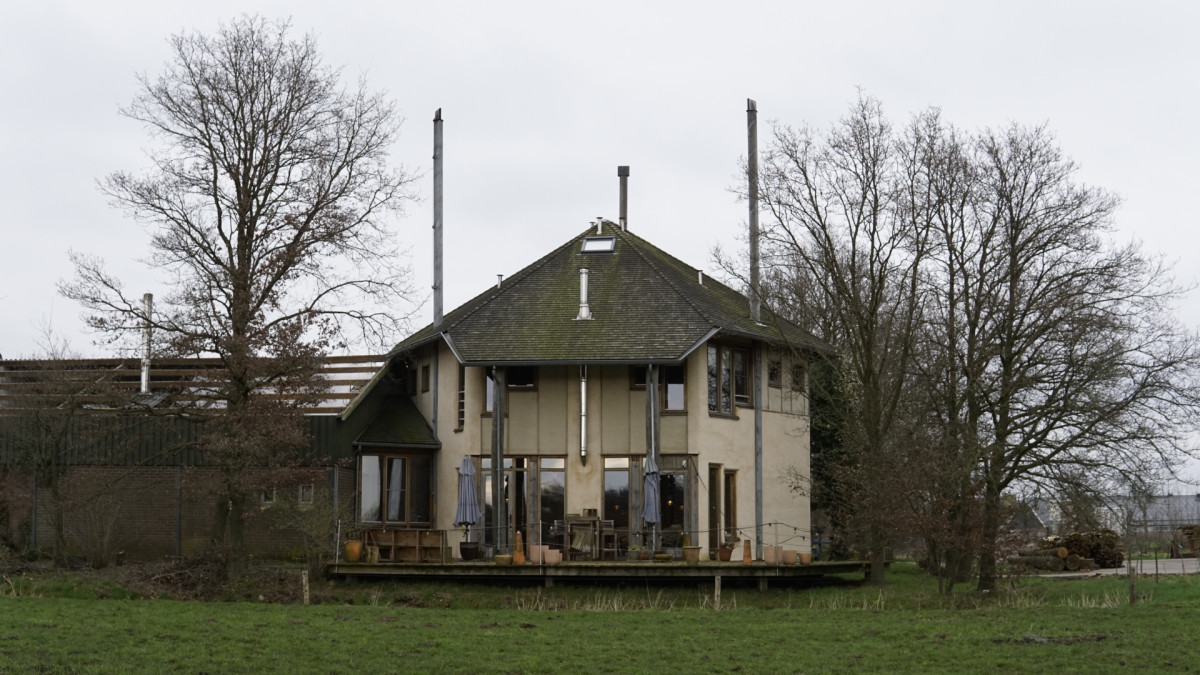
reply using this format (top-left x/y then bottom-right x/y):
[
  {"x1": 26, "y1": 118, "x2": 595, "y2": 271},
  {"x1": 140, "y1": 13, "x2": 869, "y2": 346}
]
[{"x1": 364, "y1": 529, "x2": 447, "y2": 563}]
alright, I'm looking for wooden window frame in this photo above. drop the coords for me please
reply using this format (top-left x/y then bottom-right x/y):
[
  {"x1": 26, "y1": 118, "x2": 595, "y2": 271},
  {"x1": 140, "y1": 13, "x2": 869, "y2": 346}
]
[
  {"x1": 708, "y1": 343, "x2": 752, "y2": 416},
  {"x1": 506, "y1": 365, "x2": 538, "y2": 390},
  {"x1": 359, "y1": 452, "x2": 435, "y2": 528},
  {"x1": 420, "y1": 364, "x2": 430, "y2": 393},
  {"x1": 723, "y1": 470, "x2": 737, "y2": 540},
  {"x1": 791, "y1": 364, "x2": 806, "y2": 393},
  {"x1": 455, "y1": 365, "x2": 466, "y2": 431},
  {"x1": 768, "y1": 360, "x2": 782, "y2": 388},
  {"x1": 630, "y1": 365, "x2": 686, "y2": 414}
]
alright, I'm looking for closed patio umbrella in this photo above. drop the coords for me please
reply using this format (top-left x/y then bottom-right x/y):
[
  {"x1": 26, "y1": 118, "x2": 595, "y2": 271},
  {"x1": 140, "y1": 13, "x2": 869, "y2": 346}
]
[
  {"x1": 454, "y1": 455, "x2": 482, "y2": 538},
  {"x1": 642, "y1": 454, "x2": 660, "y2": 551}
]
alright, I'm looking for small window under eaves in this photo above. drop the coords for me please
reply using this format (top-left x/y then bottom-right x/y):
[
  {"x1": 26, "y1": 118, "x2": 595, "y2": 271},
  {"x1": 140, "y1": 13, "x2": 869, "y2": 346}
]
[{"x1": 581, "y1": 237, "x2": 616, "y2": 253}]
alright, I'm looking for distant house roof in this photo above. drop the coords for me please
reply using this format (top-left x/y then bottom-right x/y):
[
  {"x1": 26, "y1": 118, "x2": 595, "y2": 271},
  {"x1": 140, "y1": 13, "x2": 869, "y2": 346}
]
[
  {"x1": 391, "y1": 221, "x2": 827, "y2": 365},
  {"x1": 0, "y1": 355, "x2": 386, "y2": 416}
]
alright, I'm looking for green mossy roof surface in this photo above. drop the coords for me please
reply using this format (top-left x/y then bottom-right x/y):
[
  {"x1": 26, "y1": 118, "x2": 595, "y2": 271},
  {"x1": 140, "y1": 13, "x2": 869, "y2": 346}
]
[
  {"x1": 391, "y1": 222, "x2": 826, "y2": 364},
  {"x1": 355, "y1": 396, "x2": 440, "y2": 448}
]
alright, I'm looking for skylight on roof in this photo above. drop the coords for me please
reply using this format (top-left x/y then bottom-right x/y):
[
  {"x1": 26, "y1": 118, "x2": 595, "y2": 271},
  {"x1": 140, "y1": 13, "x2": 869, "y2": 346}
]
[{"x1": 581, "y1": 237, "x2": 616, "y2": 253}]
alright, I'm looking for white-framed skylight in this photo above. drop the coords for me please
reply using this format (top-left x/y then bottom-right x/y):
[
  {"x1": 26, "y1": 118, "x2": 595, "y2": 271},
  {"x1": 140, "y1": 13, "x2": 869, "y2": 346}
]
[{"x1": 581, "y1": 236, "x2": 616, "y2": 253}]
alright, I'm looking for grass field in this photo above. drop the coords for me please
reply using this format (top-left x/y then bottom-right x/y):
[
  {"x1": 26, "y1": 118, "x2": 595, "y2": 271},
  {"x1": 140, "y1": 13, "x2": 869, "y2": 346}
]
[{"x1": 2, "y1": 564, "x2": 1198, "y2": 673}]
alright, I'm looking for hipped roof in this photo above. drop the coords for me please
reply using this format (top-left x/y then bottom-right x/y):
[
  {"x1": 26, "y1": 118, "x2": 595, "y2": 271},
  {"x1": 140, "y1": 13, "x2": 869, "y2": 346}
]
[{"x1": 390, "y1": 221, "x2": 827, "y2": 365}]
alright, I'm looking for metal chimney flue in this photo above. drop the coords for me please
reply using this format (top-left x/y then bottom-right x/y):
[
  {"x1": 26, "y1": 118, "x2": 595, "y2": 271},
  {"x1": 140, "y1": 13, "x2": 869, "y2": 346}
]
[
  {"x1": 748, "y1": 99, "x2": 762, "y2": 325},
  {"x1": 575, "y1": 268, "x2": 593, "y2": 320},
  {"x1": 140, "y1": 293, "x2": 153, "y2": 394},
  {"x1": 618, "y1": 165, "x2": 629, "y2": 231}
]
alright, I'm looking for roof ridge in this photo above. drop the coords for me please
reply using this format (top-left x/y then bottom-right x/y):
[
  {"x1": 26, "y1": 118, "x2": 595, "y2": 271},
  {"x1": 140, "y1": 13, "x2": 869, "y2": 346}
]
[
  {"x1": 616, "y1": 228, "x2": 725, "y2": 328},
  {"x1": 389, "y1": 225, "x2": 601, "y2": 356}
]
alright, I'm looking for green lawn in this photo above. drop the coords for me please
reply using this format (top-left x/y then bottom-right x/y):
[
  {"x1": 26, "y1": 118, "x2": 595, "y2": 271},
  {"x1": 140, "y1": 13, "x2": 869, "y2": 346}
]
[{"x1": 2, "y1": 565, "x2": 1198, "y2": 673}]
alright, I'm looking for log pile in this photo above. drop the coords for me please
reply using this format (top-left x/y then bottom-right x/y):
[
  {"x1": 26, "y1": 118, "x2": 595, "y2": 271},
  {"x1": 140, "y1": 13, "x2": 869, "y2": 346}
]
[
  {"x1": 1010, "y1": 530, "x2": 1124, "y2": 571},
  {"x1": 1177, "y1": 525, "x2": 1200, "y2": 557},
  {"x1": 1061, "y1": 529, "x2": 1124, "y2": 569}
]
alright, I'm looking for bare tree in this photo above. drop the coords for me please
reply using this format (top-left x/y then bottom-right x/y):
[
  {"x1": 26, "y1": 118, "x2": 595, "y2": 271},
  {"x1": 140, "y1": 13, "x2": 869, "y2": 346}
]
[
  {"x1": 757, "y1": 95, "x2": 929, "y2": 583},
  {"x1": 759, "y1": 98, "x2": 1200, "y2": 593},
  {"x1": 60, "y1": 15, "x2": 415, "y2": 577},
  {"x1": 919, "y1": 122, "x2": 1200, "y2": 591}
]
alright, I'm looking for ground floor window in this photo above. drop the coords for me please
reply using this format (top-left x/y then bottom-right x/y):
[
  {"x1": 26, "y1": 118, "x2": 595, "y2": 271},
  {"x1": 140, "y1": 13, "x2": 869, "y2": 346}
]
[
  {"x1": 480, "y1": 456, "x2": 567, "y2": 548},
  {"x1": 604, "y1": 457, "x2": 632, "y2": 530},
  {"x1": 359, "y1": 452, "x2": 433, "y2": 527},
  {"x1": 657, "y1": 457, "x2": 688, "y2": 548}
]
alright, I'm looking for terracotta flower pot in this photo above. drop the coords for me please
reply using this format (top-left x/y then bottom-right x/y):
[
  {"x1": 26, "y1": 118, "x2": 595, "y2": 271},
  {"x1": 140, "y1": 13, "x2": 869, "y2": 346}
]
[
  {"x1": 799, "y1": 552, "x2": 813, "y2": 565},
  {"x1": 683, "y1": 546, "x2": 701, "y2": 566},
  {"x1": 343, "y1": 539, "x2": 363, "y2": 563},
  {"x1": 782, "y1": 549, "x2": 798, "y2": 565},
  {"x1": 764, "y1": 545, "x2": 782, "y2": 565},
  {"x1": 529, "y1": 544, "x2": 547, "y2": 565},
  {"x1": 718, "y1": 547, "x2": 734, "y2": 562}
]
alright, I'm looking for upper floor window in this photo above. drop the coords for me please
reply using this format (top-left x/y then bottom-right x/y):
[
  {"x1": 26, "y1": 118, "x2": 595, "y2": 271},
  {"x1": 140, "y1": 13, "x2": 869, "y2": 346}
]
[
  {"x1": 484, "y1": 366, "x2": 538, "y2": 413},
  {"x1": 791, "y1": 364, "x2": 806, "y2": 394},
  {"x1": 508, "y1": 366, "x2": 537, "y2": 389},
  {"x1": 456, "y1": 365, "x2": 466, "y2": 430},
  {"x1": 708, "y1": 344, "x2": 751, "y2": 415},
  {"x1": 768, "y1": 361, "x2": 781, "y2": 388},
  {"x1": 630, "y1": 365, "x2": 686, "y2": 412}
]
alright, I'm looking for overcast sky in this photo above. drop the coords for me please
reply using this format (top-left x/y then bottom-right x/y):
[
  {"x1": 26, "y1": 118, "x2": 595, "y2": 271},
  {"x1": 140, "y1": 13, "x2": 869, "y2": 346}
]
[{"x1": 4, "y1": 1, "x2": 1200, "y2": 478}]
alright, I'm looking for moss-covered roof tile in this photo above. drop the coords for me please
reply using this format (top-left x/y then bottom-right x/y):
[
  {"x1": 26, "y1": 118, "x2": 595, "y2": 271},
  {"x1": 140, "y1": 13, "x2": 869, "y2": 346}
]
[{"x1": 390, "y1": 222, "x2": 826, "y2": 364}]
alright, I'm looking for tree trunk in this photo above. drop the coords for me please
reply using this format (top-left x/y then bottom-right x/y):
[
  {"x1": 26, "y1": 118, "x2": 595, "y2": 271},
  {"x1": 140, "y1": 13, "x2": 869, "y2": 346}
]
[
  {"x1": 211, "y1": 496, "x2": 229, "y2": 548},
  {"x1": 226, "y1": 492, "x2": 246, "y2": 581},
  {"x1": 976, "y1": 482, "x2": 1002, "y2": 592},
  {"x1": 867, "y1": 523, "x2": 887, "y2": 585}
]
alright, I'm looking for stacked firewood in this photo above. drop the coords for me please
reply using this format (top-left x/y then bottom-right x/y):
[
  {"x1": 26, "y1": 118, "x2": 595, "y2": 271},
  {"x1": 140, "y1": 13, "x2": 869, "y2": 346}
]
[
  {"x1": 1177, "y1": 525, "x2": 1200, "y2": 557},
  {"x1": 1061, "y1": 529, "x2": 1124, "y2": 569},
  {"x1": 1010, "y1": 530, "x2": 1124, "y2": 571}
]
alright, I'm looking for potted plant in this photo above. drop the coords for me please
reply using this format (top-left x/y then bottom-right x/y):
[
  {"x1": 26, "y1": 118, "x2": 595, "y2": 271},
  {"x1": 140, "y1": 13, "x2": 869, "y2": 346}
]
[
  {"x1": 717, "y1": 536, "x2": 740, "y2": 562},
  {"x1": 342, "y1": 526, "x2": 364, "y2": 563},
  {"x1": 627, "y1": 545, "x2": 645, "y2": 562}
]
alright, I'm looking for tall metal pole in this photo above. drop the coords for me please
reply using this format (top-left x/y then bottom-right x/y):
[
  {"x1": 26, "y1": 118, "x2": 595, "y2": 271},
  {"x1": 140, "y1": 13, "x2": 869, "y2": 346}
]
[
  {"x1": 491, "y1": 367, "x2": 507, "y2": 553},
  {"x1": 748, "y1": 99, "x2": 761, "y2": 325},
  {"x1": 433, "y1": 109, "x2": 444, "y2": 328},
  {"x1": 431, "y1": 111, "x2": 442, "y2": 450},
  {"x1": 652, "y1": 362, "x2": 662, "y2": 552},
  {"x1": 749, "y1": 99, "x2": 764, "y2": 560}
]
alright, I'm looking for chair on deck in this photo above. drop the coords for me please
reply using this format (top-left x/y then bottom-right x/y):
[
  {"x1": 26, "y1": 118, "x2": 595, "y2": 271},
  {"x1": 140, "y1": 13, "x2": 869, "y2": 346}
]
[
  {"x1": 565, "y1": 519, "x2": 595, "y2": 560},
  {"x1": 596, "y1": 520, "x2": 619, "y2": 560}
]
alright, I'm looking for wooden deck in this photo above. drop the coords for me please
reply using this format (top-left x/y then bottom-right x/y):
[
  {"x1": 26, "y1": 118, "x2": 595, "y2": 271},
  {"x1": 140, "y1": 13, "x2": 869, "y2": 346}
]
[{"x1": 327, "y1": 560, "x2": 870, "y2": 590}]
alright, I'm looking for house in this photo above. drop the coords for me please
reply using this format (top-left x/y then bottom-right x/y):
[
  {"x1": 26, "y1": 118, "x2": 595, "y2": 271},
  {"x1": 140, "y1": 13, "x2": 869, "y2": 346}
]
[{"x1": 373, "y1": 218, "x2": 824, "y2": 560}]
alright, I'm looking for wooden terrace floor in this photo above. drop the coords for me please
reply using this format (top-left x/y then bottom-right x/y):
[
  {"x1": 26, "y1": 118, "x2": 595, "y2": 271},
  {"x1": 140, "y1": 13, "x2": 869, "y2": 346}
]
[{"x1": 327, "y1": 559, "x2": 870, "y2": 590}]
